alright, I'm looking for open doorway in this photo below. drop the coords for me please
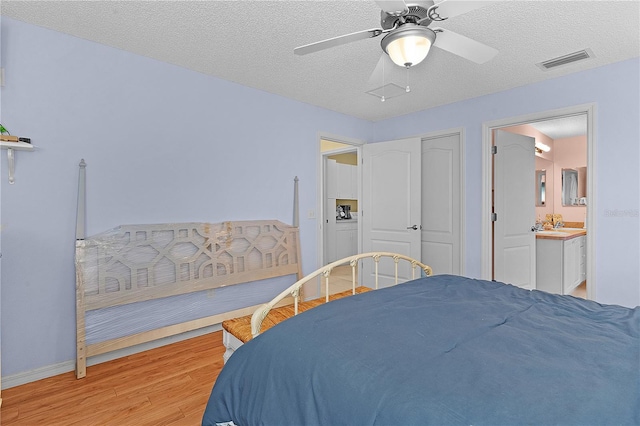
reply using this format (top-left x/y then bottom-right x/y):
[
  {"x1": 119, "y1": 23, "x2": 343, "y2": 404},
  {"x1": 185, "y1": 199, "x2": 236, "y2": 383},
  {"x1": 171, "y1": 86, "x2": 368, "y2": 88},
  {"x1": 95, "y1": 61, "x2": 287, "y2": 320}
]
[
  {"x1": 501, "y1": 116, "x2": 588, "y2": 298},
  {"x1": 318, "y1": 136, "x2": 362, "y2": 262},
  {"x1": 482, "y1": 104, "x2": 595, "y2": 300}
]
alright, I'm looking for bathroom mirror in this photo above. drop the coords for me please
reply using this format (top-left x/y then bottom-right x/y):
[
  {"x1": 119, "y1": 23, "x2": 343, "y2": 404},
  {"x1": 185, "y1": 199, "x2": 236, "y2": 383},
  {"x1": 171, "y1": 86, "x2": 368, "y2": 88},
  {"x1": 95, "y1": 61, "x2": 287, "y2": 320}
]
[
  {"x1": 562, "y1": 167, "x2": 587, "y2": 206},
  {"x1": 536, "y1": 170, "x2": 546, "y2": 206}
]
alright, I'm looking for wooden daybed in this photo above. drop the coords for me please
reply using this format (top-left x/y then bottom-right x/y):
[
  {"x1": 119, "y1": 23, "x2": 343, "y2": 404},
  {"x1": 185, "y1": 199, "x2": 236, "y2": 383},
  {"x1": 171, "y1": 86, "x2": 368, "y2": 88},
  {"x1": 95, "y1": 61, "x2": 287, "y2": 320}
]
[{"x1": 74, "y1": 160, "x2": 303, "y2": 378}]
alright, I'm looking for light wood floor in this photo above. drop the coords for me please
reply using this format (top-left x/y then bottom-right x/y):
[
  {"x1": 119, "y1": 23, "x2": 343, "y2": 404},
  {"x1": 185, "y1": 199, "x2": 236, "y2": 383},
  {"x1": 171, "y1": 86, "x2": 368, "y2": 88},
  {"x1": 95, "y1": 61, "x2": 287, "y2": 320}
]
[
  {"x1": 320, "y1": 265, "x2": 358, "y2": 296},
  {"x1": 570, "y1": 281, "x2": 587, "y2": 299},
  {"x1": 1, "y1": 331, "x2": 225, "y2": 425},
  {"x1": 1, "y1": 274, "x2": 586, "y2": 425},
  {"x1": 2, "y1": 267, "x2": 357, "y2": 426}
]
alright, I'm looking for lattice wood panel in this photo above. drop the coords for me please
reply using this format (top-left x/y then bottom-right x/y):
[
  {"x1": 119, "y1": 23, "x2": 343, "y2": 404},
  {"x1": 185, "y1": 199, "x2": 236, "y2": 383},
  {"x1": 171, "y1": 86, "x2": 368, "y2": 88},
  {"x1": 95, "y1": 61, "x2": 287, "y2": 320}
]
[
  {"x1": 75, "y1": 219, "x2": 302, "y2": 379},
  {"x1": 77, "y1": 220, "x2": 300, "y2": 310}
]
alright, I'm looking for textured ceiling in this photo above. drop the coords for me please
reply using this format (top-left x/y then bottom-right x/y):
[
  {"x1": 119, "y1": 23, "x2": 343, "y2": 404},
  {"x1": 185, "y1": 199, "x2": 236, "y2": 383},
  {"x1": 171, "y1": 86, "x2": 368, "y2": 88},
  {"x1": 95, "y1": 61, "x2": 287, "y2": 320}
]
[
  {"x1": 2, "y1": 0, "x2": 639, "y2": 123},
  {"x1": 529, "y1": 114, "x2": 587, "y2": 139}
]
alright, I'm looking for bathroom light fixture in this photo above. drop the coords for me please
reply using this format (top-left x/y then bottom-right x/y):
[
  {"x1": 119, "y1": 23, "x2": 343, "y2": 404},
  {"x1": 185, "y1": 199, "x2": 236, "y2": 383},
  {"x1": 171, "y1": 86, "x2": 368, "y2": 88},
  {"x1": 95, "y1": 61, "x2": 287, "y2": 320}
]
[
  {"x1": 381, "y1": 25, "x2": 436, "y2": 68},
  {"x1": 535, "y1": 141, "x2": 550, "y2": 153}
]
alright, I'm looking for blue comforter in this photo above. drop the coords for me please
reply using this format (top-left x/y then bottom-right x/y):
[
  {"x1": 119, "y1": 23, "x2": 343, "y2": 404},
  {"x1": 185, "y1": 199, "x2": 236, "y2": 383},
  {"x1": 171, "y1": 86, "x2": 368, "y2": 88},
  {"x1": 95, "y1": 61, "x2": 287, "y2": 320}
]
[{"x1": 203, "y1": 275, "x2": 640, "y2": 425}]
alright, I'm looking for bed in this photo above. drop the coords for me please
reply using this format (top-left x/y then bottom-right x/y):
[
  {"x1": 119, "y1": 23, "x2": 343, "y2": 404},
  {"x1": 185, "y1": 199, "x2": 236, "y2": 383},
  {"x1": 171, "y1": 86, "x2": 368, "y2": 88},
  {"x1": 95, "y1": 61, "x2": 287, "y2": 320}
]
[
  {"x1": 74, "y1": 160, "x2": 303, "y2": 378},
  {"x1": 220, "y1": 252, "x2": 431, "y2": 362},
  {"x1": 203, "y1": 255, "x2": 640, "y2": 426}
]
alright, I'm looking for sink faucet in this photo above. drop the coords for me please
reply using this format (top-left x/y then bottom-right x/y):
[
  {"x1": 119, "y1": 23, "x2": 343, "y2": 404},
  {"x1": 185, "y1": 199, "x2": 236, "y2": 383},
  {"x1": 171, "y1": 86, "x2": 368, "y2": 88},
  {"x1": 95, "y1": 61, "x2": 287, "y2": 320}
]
[{"x1": 554, "y1": 221, "x2": 564, "y2": 229}]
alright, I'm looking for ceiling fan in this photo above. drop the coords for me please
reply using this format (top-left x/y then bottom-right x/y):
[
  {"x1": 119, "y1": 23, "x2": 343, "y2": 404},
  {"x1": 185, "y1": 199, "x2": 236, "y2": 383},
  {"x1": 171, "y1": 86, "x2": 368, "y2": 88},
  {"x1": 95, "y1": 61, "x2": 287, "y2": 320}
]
[{"x1": 294, "y1": 0, "x2": 499, "y2": 68}]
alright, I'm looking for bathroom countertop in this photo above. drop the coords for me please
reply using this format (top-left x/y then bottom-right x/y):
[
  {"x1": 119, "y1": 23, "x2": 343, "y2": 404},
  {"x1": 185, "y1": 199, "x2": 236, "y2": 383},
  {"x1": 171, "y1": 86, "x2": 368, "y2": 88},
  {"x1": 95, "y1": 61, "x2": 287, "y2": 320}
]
[{"x1": 535, "y1": 228, "x2": 586, "y2": 240}]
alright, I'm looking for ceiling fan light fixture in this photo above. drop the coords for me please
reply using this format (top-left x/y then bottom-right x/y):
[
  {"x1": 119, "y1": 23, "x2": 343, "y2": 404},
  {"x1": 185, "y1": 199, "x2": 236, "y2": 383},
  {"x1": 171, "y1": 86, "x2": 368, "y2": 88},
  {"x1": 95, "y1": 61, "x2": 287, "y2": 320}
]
[{"x1": 381, "y1": 25, "x2": 436, "y2": 68}]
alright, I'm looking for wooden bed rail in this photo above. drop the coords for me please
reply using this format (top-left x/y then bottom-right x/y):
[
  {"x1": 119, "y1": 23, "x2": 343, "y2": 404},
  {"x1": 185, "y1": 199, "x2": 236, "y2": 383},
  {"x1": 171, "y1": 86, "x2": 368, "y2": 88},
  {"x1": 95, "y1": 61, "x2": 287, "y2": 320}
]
[{"x1": 250, "y1": 252, "x2": 433, "y2": 337}]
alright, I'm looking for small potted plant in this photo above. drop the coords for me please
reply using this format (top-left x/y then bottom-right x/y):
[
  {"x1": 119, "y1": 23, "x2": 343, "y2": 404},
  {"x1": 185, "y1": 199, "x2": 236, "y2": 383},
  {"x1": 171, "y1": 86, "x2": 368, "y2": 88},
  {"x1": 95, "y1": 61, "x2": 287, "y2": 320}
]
[{"x1": 0, "y1": 124, "x2": 20, "y2": 142}]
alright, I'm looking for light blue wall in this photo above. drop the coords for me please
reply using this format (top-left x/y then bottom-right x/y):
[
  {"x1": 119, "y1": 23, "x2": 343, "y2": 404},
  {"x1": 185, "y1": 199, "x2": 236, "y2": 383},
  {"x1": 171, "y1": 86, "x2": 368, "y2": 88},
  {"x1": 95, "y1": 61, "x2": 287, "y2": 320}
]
[
  {"x1": 0, "y1": 17, "x2": 371, "y2": 378},
  {"x1": 0, "y1": 16, "x2": 3, "y2": 389},
  {"x1": 373, "y1": 58, "x2": 640, "y2": 308},
  {"x1": 1, "y1": 16, "x2": 638, "y2": 383}
]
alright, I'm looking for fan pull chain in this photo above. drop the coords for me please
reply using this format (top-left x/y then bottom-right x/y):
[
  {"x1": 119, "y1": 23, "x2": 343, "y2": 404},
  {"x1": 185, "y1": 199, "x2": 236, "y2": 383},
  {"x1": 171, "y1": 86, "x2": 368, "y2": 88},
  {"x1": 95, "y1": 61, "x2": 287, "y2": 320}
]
[
  {"x1": 405, "y1": 67, "x2": 411, "y2": 93},
  {"x1": 381, "y1": 56, "x2": 386, "y2": 102}
]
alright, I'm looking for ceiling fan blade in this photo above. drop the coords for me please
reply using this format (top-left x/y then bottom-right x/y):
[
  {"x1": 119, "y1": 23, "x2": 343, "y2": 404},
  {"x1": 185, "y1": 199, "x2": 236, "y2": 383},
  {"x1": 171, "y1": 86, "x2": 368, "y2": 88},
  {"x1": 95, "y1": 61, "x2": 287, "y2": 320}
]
[
  {"x1": 428, "y1": 0, "x2": 497, "y2": 20},
  {"x1": 376, "y1": 0, "x2": 408, "y2": 15},
  {"x1": 294, "y1": 28, "x2": 383, "y2": 56},
  {"x1": 432, "y1": 27, "x2": 498, "y2": 64}
]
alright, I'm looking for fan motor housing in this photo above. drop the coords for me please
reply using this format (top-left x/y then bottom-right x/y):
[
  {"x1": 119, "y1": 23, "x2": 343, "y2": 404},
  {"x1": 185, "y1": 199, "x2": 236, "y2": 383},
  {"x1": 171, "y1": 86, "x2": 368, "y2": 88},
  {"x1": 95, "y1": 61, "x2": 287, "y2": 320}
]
[{"x1": 380, "y1": 1, "x2": 435, "y2": 29}]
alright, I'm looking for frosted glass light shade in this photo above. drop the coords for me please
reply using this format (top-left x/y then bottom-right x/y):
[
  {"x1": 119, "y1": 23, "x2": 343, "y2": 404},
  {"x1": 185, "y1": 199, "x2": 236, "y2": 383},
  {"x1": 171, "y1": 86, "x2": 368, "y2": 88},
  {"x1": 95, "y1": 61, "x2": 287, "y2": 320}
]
[
  {"x1": 381, "y1": 25, "x2": 436, "y2": 68},
  {"x1": 535, "y1": 141, "x2": 551, "y2": 152}
]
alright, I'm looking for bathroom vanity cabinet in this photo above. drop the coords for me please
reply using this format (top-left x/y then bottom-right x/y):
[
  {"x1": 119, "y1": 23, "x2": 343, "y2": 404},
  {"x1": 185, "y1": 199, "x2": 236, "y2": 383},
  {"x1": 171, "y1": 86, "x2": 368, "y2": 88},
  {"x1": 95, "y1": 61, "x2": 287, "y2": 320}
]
[{"x1": 536, "y1": 232, "x2": 586, "y2": 295}]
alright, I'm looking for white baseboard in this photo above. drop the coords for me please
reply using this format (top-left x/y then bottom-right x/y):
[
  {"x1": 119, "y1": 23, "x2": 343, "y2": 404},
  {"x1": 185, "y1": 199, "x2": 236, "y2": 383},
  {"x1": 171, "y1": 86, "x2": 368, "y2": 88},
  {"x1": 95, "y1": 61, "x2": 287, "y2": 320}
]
[
  {"x1": 1, "y1": 324, "x2": 221, "y2": 390},
  {"x1": 2, "y1": 359, "x2": 75, "y2": 390}
]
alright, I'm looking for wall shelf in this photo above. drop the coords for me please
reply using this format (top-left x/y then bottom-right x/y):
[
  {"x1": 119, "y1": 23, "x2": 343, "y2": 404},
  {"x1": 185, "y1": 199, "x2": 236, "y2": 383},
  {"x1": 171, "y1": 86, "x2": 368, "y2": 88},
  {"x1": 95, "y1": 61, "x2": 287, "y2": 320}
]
[{"x1": 1, "y1": 141, "x2": 34, "y2": 184}]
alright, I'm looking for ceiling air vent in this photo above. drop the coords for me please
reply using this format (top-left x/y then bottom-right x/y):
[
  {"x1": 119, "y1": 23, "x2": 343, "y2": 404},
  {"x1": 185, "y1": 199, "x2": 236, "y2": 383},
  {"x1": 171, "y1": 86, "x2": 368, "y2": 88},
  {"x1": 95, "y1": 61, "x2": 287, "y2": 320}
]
[{"x1": 536, "y1": 49, "x2": 594, "y2": 71}]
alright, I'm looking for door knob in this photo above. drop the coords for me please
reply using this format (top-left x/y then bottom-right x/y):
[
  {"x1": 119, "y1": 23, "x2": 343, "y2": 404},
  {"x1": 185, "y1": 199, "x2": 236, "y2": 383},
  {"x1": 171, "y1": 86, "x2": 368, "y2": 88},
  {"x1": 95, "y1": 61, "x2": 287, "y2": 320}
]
[{"x1": 407, "y1": 225, "x2": 420, "y2": 230}]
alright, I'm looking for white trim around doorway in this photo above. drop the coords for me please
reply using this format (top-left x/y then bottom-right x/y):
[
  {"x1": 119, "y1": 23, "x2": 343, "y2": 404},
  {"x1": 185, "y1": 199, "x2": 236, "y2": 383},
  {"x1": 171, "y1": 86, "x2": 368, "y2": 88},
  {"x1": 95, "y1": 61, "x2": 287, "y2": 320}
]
[
  {"x1": 481, "y1": 103, "x2": 596, "y2": 300},
  {"x1": 316, "y1": 132, "x2": 364, "y2": 298}
]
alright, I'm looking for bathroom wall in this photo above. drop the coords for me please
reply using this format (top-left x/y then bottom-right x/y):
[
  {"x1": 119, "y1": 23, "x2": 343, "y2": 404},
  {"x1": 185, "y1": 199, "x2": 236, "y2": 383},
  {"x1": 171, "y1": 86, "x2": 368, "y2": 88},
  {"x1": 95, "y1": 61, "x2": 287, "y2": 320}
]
[
  {"x1": 500, "y1": 124, "x2": 587, "y2": 224},
  {"x1": 553, "y1": 136, "x2": 587, "y2": 222},
  {"x1": 501, "y1": 124, "x2": 557, "y2": 220}
]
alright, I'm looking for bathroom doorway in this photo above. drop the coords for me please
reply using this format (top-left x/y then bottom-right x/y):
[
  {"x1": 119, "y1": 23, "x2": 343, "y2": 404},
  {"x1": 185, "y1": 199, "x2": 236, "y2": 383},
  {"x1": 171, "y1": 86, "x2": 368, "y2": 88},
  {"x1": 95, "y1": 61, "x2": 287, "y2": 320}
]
[{"x1": 482, "y1": 104, "x2": 595, "y2": 300}]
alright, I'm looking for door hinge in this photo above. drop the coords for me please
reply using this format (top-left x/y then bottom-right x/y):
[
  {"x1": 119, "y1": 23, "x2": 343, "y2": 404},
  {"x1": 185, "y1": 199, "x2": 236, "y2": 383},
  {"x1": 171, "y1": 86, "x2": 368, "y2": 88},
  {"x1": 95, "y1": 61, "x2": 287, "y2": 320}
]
[
  {"x1": 491, "y1": 212, "x2": 497, "y2": 222},
  {"x1": 491, "y1": 145, "x2": 497, "y2": 155}
]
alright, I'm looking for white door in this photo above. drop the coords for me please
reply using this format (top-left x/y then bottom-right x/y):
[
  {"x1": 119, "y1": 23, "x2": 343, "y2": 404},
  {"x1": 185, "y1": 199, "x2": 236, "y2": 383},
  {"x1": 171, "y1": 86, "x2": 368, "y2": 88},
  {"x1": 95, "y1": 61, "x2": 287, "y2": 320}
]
[
  {"x1": 362, "y1": 138, "x2": 421, "y2": 287},
  {"x1": 421, "y1": 133, "x2": 462, "y2": 275},
  {"x1": 493, "y1": 130, "x2": 536, "y2": 289}
]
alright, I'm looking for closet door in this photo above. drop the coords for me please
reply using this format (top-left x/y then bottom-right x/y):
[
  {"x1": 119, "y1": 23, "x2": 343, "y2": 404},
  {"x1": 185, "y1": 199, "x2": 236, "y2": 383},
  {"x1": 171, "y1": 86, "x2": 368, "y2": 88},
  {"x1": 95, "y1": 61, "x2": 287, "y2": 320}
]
[{"x1": 421, "y1": 133, "x2": 462, "y2": 275}]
